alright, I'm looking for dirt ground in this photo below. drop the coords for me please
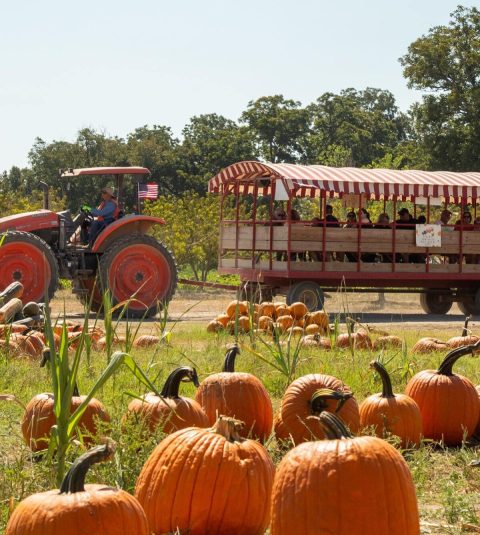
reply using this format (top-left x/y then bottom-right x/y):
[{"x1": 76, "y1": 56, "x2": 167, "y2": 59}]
[{"x1": 50, "y1": 288, "x2": 474, "y2": 336}]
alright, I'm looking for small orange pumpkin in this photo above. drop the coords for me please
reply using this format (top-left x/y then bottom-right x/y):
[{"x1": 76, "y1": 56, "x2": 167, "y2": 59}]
[
  {"x1": 258, "y1": 302, "x2": 276, "y2": 318},
  {"x1": 411, "y1": 337, "x2": 448, "y2": 354},
  {"x1": 405, "y1": 343, "x2": 480, "y2": 445},
  {"x1": 6, "y1": 443, "x2": 149, "y2": 535},
  {"x1": 195, "y1": 345, "x2": 273, "y2": 441},
  {"x1": 258, "y1": 315, "x2": 274, "y2": 331},
  {"x1": 305, "y1": 324, "x2": 321, "y2": 335},
  {"x1": 21, "y1": 386, "x2": 110, "y2": 452},
  {"x1": 125, "y1": 366, "x2": 208, "y2": 434},
  {"x1": 133, "y1": 334, "x2": 161, "y2": 348},
  {"x1": 276, "y1": 315, "x2": 294, "y2": 332},
  {"x1": 359, "y1": 360, "x2": 422, "y2": 447},
  {"x1": 305, "y1": 311, "x2": 329, "y2": 331},
  {"x1": 275, "y1": 374, "x2": 360, "y2": 444},
  {"x1": 206, "y1": 320, "x2": 224, "y2": 333},
  {"x1": 215, "y1": 313, "x2": 230, "y2": 327},
  {"x1": 226, "y1": 300, "x2": 248, "y2": 318},
  {"x1": 336, "y1": 331, "x2": 373, "y2": 350},
  {"x1": 288, "y1": 302, "x2": 308, "y2": 319}
]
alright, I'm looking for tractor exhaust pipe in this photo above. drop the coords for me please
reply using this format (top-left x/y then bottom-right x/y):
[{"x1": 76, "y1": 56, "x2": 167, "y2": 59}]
[{"x1": 39, "y1": 181, "x2": 49, "y2": 210}]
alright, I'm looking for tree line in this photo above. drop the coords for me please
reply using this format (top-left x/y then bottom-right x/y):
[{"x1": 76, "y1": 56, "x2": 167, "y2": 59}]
[{"x1": 1, "y1": 6, "x2": 479, "y2": 212}]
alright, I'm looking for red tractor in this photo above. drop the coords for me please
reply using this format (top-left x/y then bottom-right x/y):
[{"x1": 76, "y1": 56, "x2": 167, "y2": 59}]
[{"x1": 0, "y1": 167, "x2": 177, "y2": 317}]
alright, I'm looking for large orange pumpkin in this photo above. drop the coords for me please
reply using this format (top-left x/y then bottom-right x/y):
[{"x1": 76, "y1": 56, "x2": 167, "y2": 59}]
[
  {"x1": 6, "y1": 443, "x2": 149, "y2": 535},
  {"x1": 135, "y1": 416, "x2": 275, "y2": 535},
  {"x1": 274, "y1": 374, "x2": 360, "y2": 444},
  {"x1": 270, "y1": 412, "x2": 420, "y2": 535},
  {"x1": 411, "y1": 337, "x2": 448, "y2": 354},
  {"x1": 226, "y1": 300, "x2": 248, "y2": 318},
  {"x1": 359, "y1": 361, "x2": 422, "y2": 447},
  {"x1": 336, "y1": 331, "x2": 373, "y2": 350},
  {"x1": 21, "y1": 387, "x2": 110, "y2": 452},
  {"x1": 405, "y1": 343, "x2": 480, "y2": 445},
  {"x1": 195, "y1": 345, "x2": 273, "y2": 441},
  {"x1": 475, "y1": 385, "x2": 480, "y2": 438},
  {"x1": 125, "y1": 366, "x2": 208, "y2": 434}
]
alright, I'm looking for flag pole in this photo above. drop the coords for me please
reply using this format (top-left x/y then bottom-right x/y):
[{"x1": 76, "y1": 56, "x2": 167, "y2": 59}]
[{"x1": 137, "y1": 182, "x2": 142, "y2": 215}]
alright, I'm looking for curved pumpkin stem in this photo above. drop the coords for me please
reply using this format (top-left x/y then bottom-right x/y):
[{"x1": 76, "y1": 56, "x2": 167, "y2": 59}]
[
  {"x1": 59, "y1": 441, "x2": 116, "y2": 494},
  {"x1": 212, "y1": 415, "x2": 244, "y2": 443},
  {"x1": 462, "y1": 315, "x2": 470, "y2": 337},
  {"x1": 73, "y1": 383, "x2": 80, "y2": 397},
  {"x1": 370, "y1": 360, "x2": 394, "y2": 398},
  {"x1": 160, "y1": 367, "x2": 200, "y2": 398},
  {"x1": 310, "y1": 388, "x2": 353, "y2": 415},
  {"x1": 318, "y1": 412, "x2": 353, "y2": 440},
  {"x1": 437, "y1": 340, "x2": 480, "y2": 376},
  {"x1": 222, "y1": 345, "x2": 240, "y2": 373}
]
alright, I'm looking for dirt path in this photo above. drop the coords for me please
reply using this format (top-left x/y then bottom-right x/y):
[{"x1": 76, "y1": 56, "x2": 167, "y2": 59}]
[{"x1": 50, "y1": 288, "x2": 474, "y2": 335}]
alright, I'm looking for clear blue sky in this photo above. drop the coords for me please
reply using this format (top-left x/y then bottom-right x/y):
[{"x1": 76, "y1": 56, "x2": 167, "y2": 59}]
[{"x1": 0, "y1": 0, "x2": 476, "y2": 172}]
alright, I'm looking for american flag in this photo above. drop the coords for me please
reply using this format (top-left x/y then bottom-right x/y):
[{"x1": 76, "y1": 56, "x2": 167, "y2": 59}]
[{"x1": 138, "y1": 182, "x2": 159, "y2": 200}]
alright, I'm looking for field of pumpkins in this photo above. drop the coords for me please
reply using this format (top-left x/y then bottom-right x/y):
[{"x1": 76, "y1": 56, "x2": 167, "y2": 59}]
[{"x1": 1, "y1": 290, "x2": 480, "y2": 533}]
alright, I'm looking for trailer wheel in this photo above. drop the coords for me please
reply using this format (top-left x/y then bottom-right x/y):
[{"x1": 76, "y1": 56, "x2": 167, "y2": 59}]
[
  {"x1": 0, "y1": 231, "x2": 58, "y2": 303},
  {"x1": 99, "y1": 234, "x2": 177, "y2": 318},
  {"x1": 286, "y1": 281, "x2": 324, "y2": 311},
  {"x1": 419, "y1": 291, "x2": 452, "y2": 315},
  {"x1": 457, "y1": 290, "x2": 480, "y2": 316}
]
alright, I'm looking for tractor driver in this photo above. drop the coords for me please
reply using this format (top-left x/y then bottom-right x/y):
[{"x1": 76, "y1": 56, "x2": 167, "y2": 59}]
[{"x1": 81, "y1": 186, "x2": 120, "y2": 246}]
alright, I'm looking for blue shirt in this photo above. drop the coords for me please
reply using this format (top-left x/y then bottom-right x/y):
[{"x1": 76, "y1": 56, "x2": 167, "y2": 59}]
[{"x1": 91, "y1": 200, "x2": 116, "y2": 220}]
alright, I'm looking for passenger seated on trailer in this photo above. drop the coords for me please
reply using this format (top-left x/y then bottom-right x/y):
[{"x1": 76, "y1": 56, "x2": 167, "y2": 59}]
[
  {"x1": 395, "y1": 208, "x2": 415, "y2": 263},
  {"x1": 343, "y1": 211, "x2": 357, "y2": 262},
  {"x1": 325, "y1": 205, "x2": 339, "y2": 227},
  {"x1": 434, "y1": 209, "x2": 455, "y2": 263},
  {"x1": 359, "y1": 209, "x2": 376, "y2": 262},
  {"x1": 374, "y1": 213, "x2": 392, "y2": 263},
  {"x1": 290, "y1": 209, "x2": 305, "y2": 261},
  {"x1": 272, "y1": 206, "x2": 287, "y2": 261},
  {"x1": 309, "y1": 216, "x2": 323, "y2": 262}
]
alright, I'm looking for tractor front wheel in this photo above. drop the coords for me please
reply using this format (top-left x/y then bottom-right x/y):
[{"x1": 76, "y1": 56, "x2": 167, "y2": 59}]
[
  {"x1": 0, "y1": 231, "x2": 59, "y2": 303},
  {"x1": 99, "y1": 234, "x2": 177, "y2": 318}
]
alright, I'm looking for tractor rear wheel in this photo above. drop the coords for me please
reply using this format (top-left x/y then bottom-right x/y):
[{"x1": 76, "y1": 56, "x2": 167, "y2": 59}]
[
  {"x1": 75, "y1": 277, "x2": 103, "y2": 313},
  {"x1": 99, "y1": 234, "x2": 177, "y2": 318},
  {"x1": 0, "y1": 231, "x2": 59, "y2": 303}
]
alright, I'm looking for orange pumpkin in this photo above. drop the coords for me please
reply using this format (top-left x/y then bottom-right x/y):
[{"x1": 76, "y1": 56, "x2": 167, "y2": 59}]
[
  {"x1": 6, "y1": 443, "x2": 149, "y2": 535},
  {"x1": 258, "y1": 302, "x2": 276, "y2": 318},
  {"x1": 215, "y1": 313, "x2": 230, "y2": 328},
  {"x1": 286, "y1": 326, "x2": 304, "y2": 337},
  {"x1": 359, "y1": 361, "x2": 422, "y2": 447},
  {"x1": 411, "y1": 337, "x2": 448, "y2": 354},
  {"x1": 8, "y1": 334, "x2": 38, "y2": 358},
  {"x1": 195, "y1": 345, "x2": 273, "y2": 441},
  {"x1": 305, "y1": 323, "x2": 321, "y2": 335},
  {"x1": 336, "y1": 331, "x2": 373, "y2": 350},
  {"x1": 274, "y1": 304, "x2": 290, "y2": 318},
  {"x1": 133, "y1": 334, "x2": 161, "y2": 348},
  {"x1": 305, "y1": 310, "x2": 329, "y2": 331},
  {"x1": 226, "y1": 300, "x2": 248, "y2": 318},
  {"x1": 206, "y1": 320, "x2": 224, "y2": 333},
  {"x1": 258, "y1": 315, "x2": 274, "y2": 331},
  {"x1": 95, "y1": 335, "x2": 126, "y2": 351},
  {"x1": 21, "y1": 387, "x2": 110, "y2": 452},
  {"x1": 276, "y1": 315, "x2": 294, "y2": 332},
  {"x1": 405, "y1": 344, "x2": 480, "y2": 445},
  {"x1": 270, "y1": 412, "x2": 420, "y2": 535},
  {"x1": 275, "y1": 374, "x2": 360, "y2": 444},
  {"x1": 288, "y1": 301, "x2": 308, "y2": 319},
  {"x1": 135, "y1": 417, "x2": 274, "y2": 535},
  {"x1": 125, "y1": 366, "x2": 208, "y2": 434},
  {"x1": 475, "y1": 385, "x2": 480, "y2": 438},
  {"x1": 447, "y1": 335, "x2": 480, "y2": 349}
]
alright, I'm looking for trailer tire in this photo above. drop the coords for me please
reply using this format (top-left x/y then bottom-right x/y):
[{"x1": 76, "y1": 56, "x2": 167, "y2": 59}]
[
  {"x1": 458, "y1": 289, "x2": 480, "y2": 316},
  {"x1": 286, "y1": 281, "x2": 324, "y2": 312},
  {"x1": 419, "y1": 291, "x2": 452, "y2": 315}
]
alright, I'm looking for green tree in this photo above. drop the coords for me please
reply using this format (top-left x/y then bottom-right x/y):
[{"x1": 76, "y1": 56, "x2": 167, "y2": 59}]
[
  {"x1": 177, "y1": 114, "x2": 257, "y2": 192},
  {"x1": 145, "y1": 192, "x2": 219, "y2": 281},
  {"x1": 307, "y1": 88, "x2": 408, "y2": 166},
  {"x1": 241, "y1": 95, "x2": 310, "y2": 163},
  {"x1": 400, "y1": 6, "x2": 480, "y2": 170}
]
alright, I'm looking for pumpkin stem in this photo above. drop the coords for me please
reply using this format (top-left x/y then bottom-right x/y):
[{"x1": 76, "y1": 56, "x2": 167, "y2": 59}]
[
  {"x1": 160, "y1": 366, "x2": 200, "y2": 398},
  {"x1": 73, "y1": 383, "x2": 79, "y2": 397},
  {"x1": 310, "y1": 388, "x2": 353, "y2": 415},
  {"x1": 318, "y1": 412, "x2": 353, "y2": 440},
  {"x1": 222, "y1": 345, "x2": 240, "y2": 373},
  {"x1": 462, "y1": 316, "x2": 470, "y2": 337},
  {"x1": 212, "y1": 415, "x2": 244, "y2": 442},
  {"x1": 40, "y1": 348, "x2": 50, "y2": 368},
  {"x1": 59, "y1": 441, "x2": 116, "y2": 494},
  {"x1": 437, "y1": 340, "x2": 480, "y2": 376},
  {"x1": 370, "y1": 360, "x2": 395, "y2": 398}
]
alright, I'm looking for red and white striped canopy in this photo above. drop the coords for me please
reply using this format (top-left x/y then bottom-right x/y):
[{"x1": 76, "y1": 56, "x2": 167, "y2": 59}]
[{"x1": 208, "y1": 161, "x2": 480, "y2": 201}]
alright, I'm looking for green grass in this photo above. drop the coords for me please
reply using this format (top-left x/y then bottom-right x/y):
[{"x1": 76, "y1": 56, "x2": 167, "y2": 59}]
[{"x1": 1, "y1": 320, "x2": 480, "y2": 532}]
